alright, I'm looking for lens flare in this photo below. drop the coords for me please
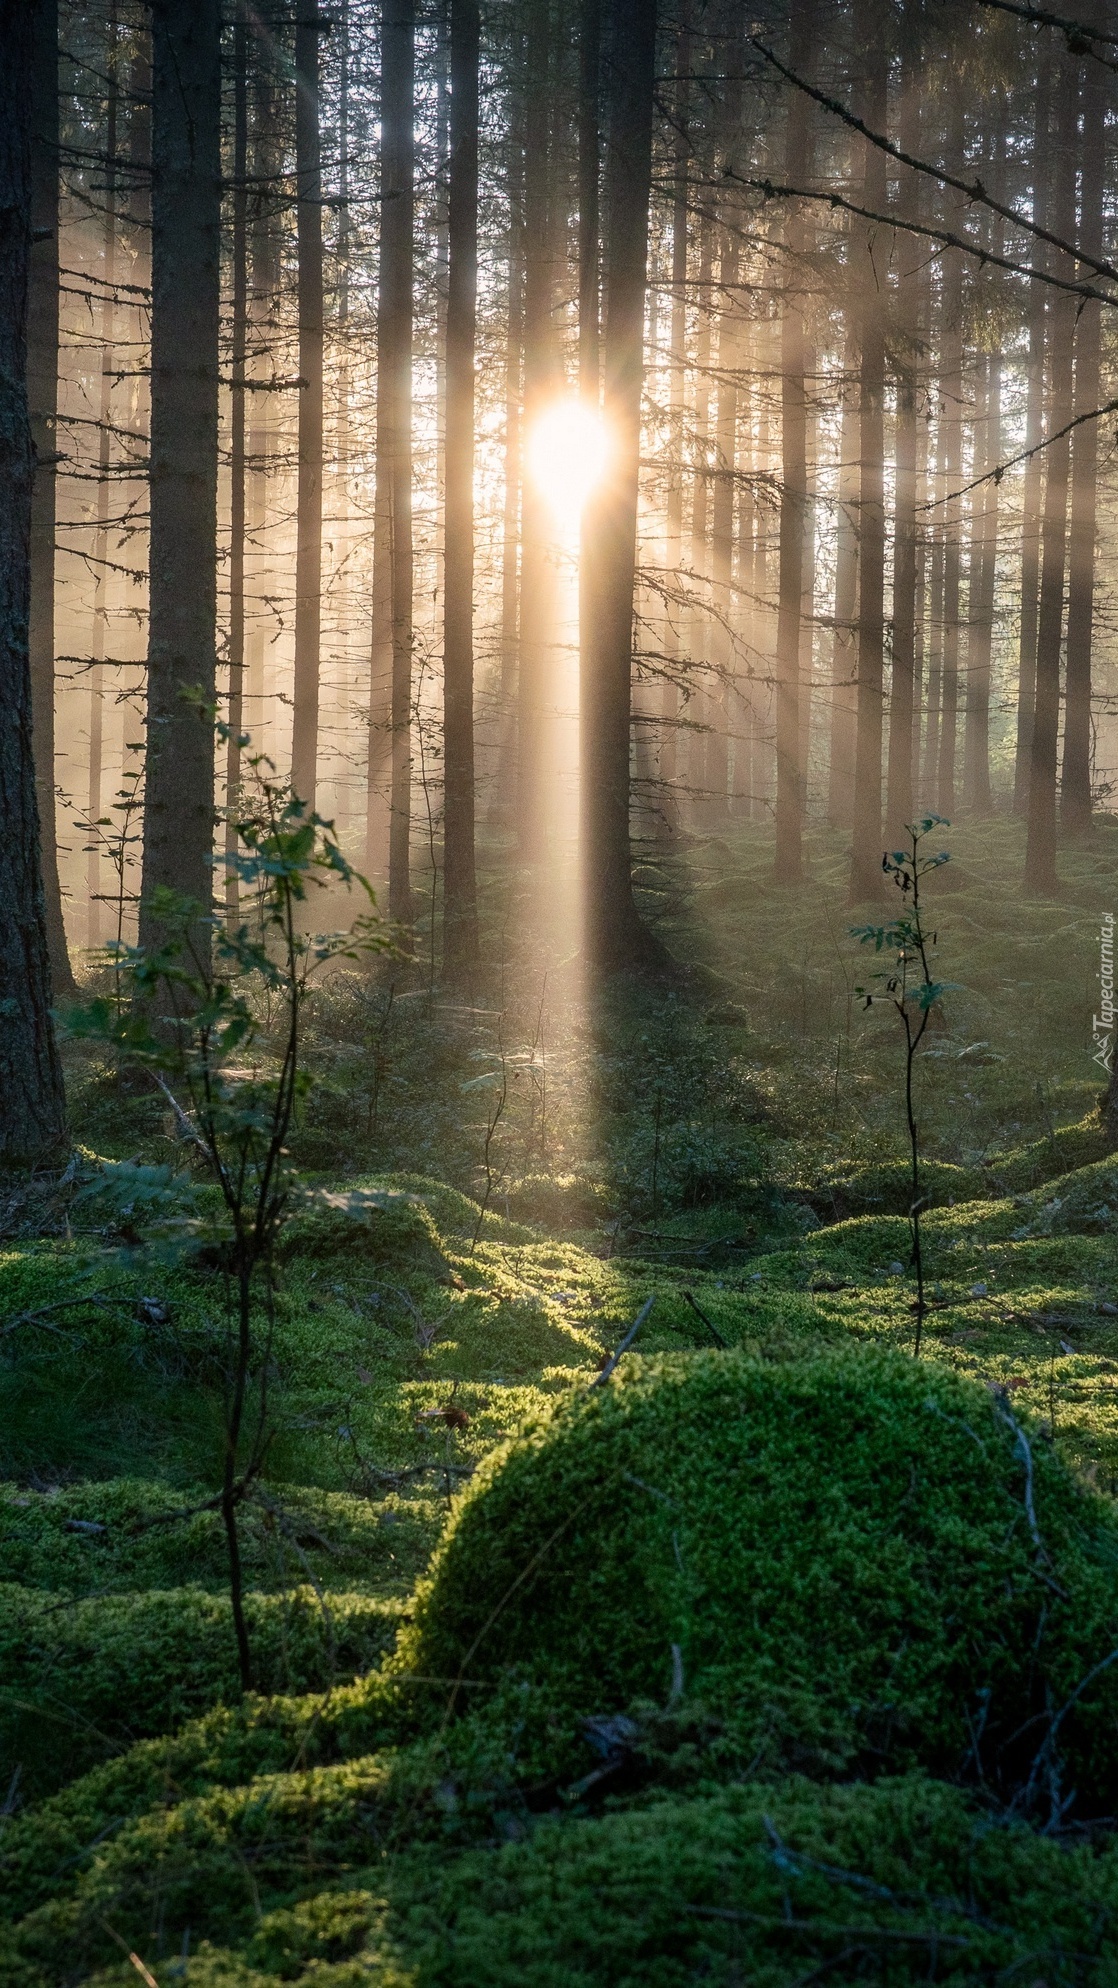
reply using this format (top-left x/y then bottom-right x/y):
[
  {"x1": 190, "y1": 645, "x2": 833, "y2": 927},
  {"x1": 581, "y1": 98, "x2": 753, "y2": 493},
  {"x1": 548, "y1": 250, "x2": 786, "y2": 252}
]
[{"x1": 527, "y1": 398, "x2": 610, "y2": 523}]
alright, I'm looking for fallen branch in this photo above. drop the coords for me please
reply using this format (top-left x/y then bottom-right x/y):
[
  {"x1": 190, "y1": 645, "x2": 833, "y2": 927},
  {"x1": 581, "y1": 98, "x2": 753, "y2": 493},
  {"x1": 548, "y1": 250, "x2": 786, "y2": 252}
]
[
  {"x1": 683, "y1": 1289, "x2": 728, "y2": 1348},
  {"x1": 590, "y1": 1296, "x2": 657, "y2": 1388}
]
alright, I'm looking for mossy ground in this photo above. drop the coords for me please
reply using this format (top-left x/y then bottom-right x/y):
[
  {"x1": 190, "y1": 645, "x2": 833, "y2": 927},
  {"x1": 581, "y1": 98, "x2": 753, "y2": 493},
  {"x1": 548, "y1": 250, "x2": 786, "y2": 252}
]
[{"x1": 5, "y1": 816, "x2": 1118, "y2": 1981}]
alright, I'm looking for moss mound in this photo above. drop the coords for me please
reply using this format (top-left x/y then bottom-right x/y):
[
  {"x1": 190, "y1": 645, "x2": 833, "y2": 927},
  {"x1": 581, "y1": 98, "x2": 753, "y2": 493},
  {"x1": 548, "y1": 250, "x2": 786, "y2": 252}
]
[
  {"x1": 277, "y1": 1188, "x2": 449, "y2": 1279},
  {"x1": 402, "y1": 1349, "x2": 1118, "y2": 1803},
  {"x1": 386, "y1": 1775, "x2": 1118, "y2": 1987},
  {"x1": 17, "y1": 1775, "x2": 1118, "y2": 1986},
  {"x1": 0, "y1": 1583, "x2": 401, "y2": 1798}
]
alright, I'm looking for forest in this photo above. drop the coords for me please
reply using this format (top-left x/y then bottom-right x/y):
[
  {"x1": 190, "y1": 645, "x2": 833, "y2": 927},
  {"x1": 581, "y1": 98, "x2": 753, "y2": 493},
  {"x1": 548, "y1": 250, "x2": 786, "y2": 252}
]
[{"x1": 10, "y1": 0, "x2": 1118, "y2": 1978}]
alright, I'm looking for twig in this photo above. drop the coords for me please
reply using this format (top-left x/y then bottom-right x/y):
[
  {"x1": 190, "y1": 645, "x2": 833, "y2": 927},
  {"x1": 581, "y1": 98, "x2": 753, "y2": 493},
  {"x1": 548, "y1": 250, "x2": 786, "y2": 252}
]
[
  {"x1": 590, "y1": 1296, "x2": 657, "y2": 1388},
  {"x1": 0, "y1": 1294, "x2": 123, "y2": 1339},
  {"x1": 683, "y1": 1289, "x2": 728, "y2": 1347}
]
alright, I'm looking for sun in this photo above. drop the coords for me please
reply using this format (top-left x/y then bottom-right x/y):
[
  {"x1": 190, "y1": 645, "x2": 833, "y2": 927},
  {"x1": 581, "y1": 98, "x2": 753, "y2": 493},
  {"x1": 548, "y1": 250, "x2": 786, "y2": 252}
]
[{"x1": 527, "y1": 398, "x2": 611, "y2": 525}]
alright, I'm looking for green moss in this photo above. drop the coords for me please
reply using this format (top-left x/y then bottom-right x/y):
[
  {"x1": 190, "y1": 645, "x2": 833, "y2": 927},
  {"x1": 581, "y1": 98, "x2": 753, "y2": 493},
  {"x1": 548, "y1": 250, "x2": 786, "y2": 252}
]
[
  {"x1": 400, "y1": 1348, "x2": 1118, "y2": 1802},
  {"x1": 381, "y1": 1775, "x2": 1118, "y2": 1987},
  {"x1": 0, "y1": 1479, "x2": 418, "y2": 1598},
  {"x1": 0, "y1": 1582, "x2": 403, "y2": 1798}
]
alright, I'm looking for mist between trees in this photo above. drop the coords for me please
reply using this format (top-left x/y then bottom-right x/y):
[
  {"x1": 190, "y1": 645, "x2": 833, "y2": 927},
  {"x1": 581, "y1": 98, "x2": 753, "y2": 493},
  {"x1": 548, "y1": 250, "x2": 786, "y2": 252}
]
[{"x1": 20, "y1": 0, "x2": 1118, "y2": 1003}]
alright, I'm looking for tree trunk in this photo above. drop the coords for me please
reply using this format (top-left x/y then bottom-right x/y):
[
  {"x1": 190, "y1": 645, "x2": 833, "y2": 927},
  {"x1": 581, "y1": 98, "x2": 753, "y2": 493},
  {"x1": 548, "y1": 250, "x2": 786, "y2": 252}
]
[
  {"x1": 492, "y1": 81, "x2": 523, "y2": 829},
  {"x1": 581, "y1": 0, "x2": 660, "y2": 972},
  {"x1": 1025, "y1": 48, "x2": 1080, "y2": 894},
  {"x1": 0, "y1": 0, "x2": 67, "y2": 1161},
  {"x1": 28, "y1": 0, "x2": 74, "y2": 995},
  {"x1": 291, "y1": 8, "x2": 325, "y2": 809},
  {"x1": 516, "y1": 0, "x2": 558, "y2": 862},
  {"x1": 774, "y1": 0, "x2": 814, "y2": 883},
  {"x1": 368, "y1": 0, "x2": 415, "y2": 923},
  {"x1": 885, "y1": 32, "x2": 922, "y2": 843},
  {"x1": 578, "y1": 0, "x2": 600, "y2": 400},
  {"x1": 658, "y1": 7, "x2": 689, "y2": 819},
  {"x1": 442, "y1": 0, "x2": 480, "y2": 976},
  {"x1": 848, "y1": 15, "x2": 887, "y2": 902},
  {"x1": 963, "y1": 346, "x2": 1001, "y2": 815},
  {"x1": 1061, "y1": 20, "x2": 1106, "y2": 837},
  {"x1": 688, "y1": 210, "x2": 713, "y2": 819},
  {"x1": 1013, "y1": 70, "x2": 1054, "y2": 818},
  {"x1": 86, "y1": 0, "x2": 121, "y2": 950},
  {"x1": 139, "y1": 0, "x2": 221, "y2": 947},
  {"x1": 827, "y1": 351, "x2": 858, "y2": 826},
  {"x1": 708, "y1": 225, "x2": 738, "y2": 824},
  {"x1": 224, "y1": 0, "x2": 249, "y2": 920}
]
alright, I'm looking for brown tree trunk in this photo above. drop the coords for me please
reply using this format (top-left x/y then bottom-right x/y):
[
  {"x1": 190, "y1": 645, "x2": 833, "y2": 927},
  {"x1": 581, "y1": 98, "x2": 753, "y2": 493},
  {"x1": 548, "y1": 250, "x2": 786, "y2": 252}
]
[
  {"x1": 88, "y1": 0, "x2": 122, "y2": 952},
  {"x1": 516, "y1": 0, "x2": 557, "y2": 862},
  {"x1": 708, "y1": 225, "x2": 738, "y2": 824},
  {"x1": 963, "y1": 344, "x2": 1001, "y2": 815},
  {"x1": 658, "y1": 5, "x2": 689, "y2": 821},
  {"x1": 442, "y1": 0, "x2": 480, "y2": 976},
  {"x1": 28, "y1": 0, "x2": 74, "y2": 995},
  {"x1": 1025, "y1": 48, "x2": 1080, "y2": 894},
  {"x1": 581, "y1": 0, "x2": 661, "y2": 972},
  {"x1": 224, "y1": 0, "x2": 249, "y2": 920},
  {"x1": 774, "y1": 0, "x2": 815, "y2": 883},
  {"x1": 0, "y1": 0, "x2": 67, "y2": 1160},
  {"x1": 848, "y1": 14, "x2": 887, "y2": 902},
  {"x1": 827, "y1": 352, "x2": 858, "y2": 827},
  {"x1": 1061, "y1": 18, "x2": 1106, "y2": 837},
  {"x1": 368, "y1": 0, "x2": 414, "y2": 922},
  {"x1": 885, "y1": 32, "x2": 922, "y2": 843},
  {"x1": 139, "y1": 0, "x2": 221, "y2": 947},
  {"x1": 291, "y1": 8, "x2": 325, "y2": 809},
  {"x1": 1014, "y1": 70, "x2": 1054, "y2": 817}
]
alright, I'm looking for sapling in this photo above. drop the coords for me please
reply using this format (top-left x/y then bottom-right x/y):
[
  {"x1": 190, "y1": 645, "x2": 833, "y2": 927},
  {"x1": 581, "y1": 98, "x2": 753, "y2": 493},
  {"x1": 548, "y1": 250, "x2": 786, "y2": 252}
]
[
  {"x1": 852, "y1": 817, "x2": 954, "y2": 1356},
  {"x1": 68, "y1": 753, "x2": 382, "y2": 1686}
]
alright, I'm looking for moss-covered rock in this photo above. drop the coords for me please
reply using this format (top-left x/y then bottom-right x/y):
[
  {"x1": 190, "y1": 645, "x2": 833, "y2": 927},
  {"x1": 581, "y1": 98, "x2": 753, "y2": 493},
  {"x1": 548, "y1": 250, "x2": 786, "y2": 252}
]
[{"x1": 400, "y1": 1348, "x2": 1118, "y2": 1803}]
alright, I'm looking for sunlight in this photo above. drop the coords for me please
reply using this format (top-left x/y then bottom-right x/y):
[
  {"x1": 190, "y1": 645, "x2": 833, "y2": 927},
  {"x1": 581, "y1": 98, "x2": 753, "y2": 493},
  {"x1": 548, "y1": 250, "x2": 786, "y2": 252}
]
[{"x1": 526, "y1": 398, "x2": 611, "y2": 526}]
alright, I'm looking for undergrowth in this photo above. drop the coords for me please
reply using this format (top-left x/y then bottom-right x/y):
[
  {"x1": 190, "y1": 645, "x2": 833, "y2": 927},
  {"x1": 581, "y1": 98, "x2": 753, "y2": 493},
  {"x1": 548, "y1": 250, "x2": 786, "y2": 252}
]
[{"x1": 3, "y1": 816, "x2": 1118, "y2": 1982}]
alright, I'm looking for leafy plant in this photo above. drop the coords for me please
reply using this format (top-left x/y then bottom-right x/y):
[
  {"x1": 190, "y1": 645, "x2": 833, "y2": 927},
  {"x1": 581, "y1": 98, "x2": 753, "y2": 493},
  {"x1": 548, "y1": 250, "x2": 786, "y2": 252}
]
[
  {"x1": 66, "y1": 756, "x2": 384, "y2": 1684},
  {"x1": 852, "y1": 818, "x2": 955, "y2": 1354}
]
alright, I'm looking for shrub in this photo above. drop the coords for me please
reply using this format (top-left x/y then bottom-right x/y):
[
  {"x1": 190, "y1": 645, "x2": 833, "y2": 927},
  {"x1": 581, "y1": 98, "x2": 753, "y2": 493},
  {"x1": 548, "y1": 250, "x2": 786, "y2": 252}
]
[{"x1": 400, "y1": 1348, "x2": 1118, "y2": 1808}]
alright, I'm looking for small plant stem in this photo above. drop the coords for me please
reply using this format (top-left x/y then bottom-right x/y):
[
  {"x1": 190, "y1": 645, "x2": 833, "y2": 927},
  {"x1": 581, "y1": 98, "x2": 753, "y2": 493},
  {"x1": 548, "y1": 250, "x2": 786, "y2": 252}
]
[{"x1": 222, "y1": 1264, "x2": 254, "y2": 1690}]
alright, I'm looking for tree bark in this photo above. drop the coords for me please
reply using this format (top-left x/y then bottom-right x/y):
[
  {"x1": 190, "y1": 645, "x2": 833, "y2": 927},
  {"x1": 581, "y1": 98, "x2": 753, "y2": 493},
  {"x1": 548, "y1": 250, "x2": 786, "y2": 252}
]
[
  {"x1": 658, "y1": 5, "x2": 690, "y2": 820},
  {"x1": 139, "y1": 0, "x2": 221, "y2": 947},
  {"x1": 827, "y1": 349, "x2": 858, "y2": 827},
  {"x1": 368, "y1": 0, "x2": 415, "y2": 923},
  {"x1": 848, "y1": 13, "x2": 887, "y2": 902},
  {"x1": 86, "y1": 0, "x2": 121, "y2": 950},
  {"x1": 516, "y1": 0, "x2": 558, "y2": 862},
  {"x1": 885, "y1": 31, "x2": 922, "y2": 843},
  {"x1": 581, "y1": 0, "x2": 661, "y2": 972},
  {"x1": 708, "y1": 225, "x2": 738, "y2": 824},
  {"x1": 1025, "y1": 48, "x2": 1080, "y2": 894},
  {"x1": 1061, "y1": 17, "x2": 1106, "y2": 837},
  {"x1": 963, "y1": 345, "x2": 1001, "y2": 815},
  {"x1": 1013, "y1": 69, "x2": 1054, "y2": 817},
  {"x1": 28, "y1": 0, "x2": 74, "y2": 995},
  {"x1": 291, "y1": 8, "x2": 325, "y2": 809},
  {"x1": 773, "y1": 0, "x2": 815, "y2": 883},
  {"x1": 442, "y1": 0, "x2": 480, "y2": 976},
  {"x1": 224, "y1": 0, "x2": 249, "y2": 920},
  {"x1": 0, "y1": 0, "x2": 67, "y2": 1160}
]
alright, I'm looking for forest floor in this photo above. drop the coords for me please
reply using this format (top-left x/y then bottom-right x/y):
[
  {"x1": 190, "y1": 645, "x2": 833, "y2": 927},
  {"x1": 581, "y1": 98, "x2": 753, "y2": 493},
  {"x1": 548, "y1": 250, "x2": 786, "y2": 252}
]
[{"x1": 6, "y1": 816, "x2": 1118, "y2": 1983}]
